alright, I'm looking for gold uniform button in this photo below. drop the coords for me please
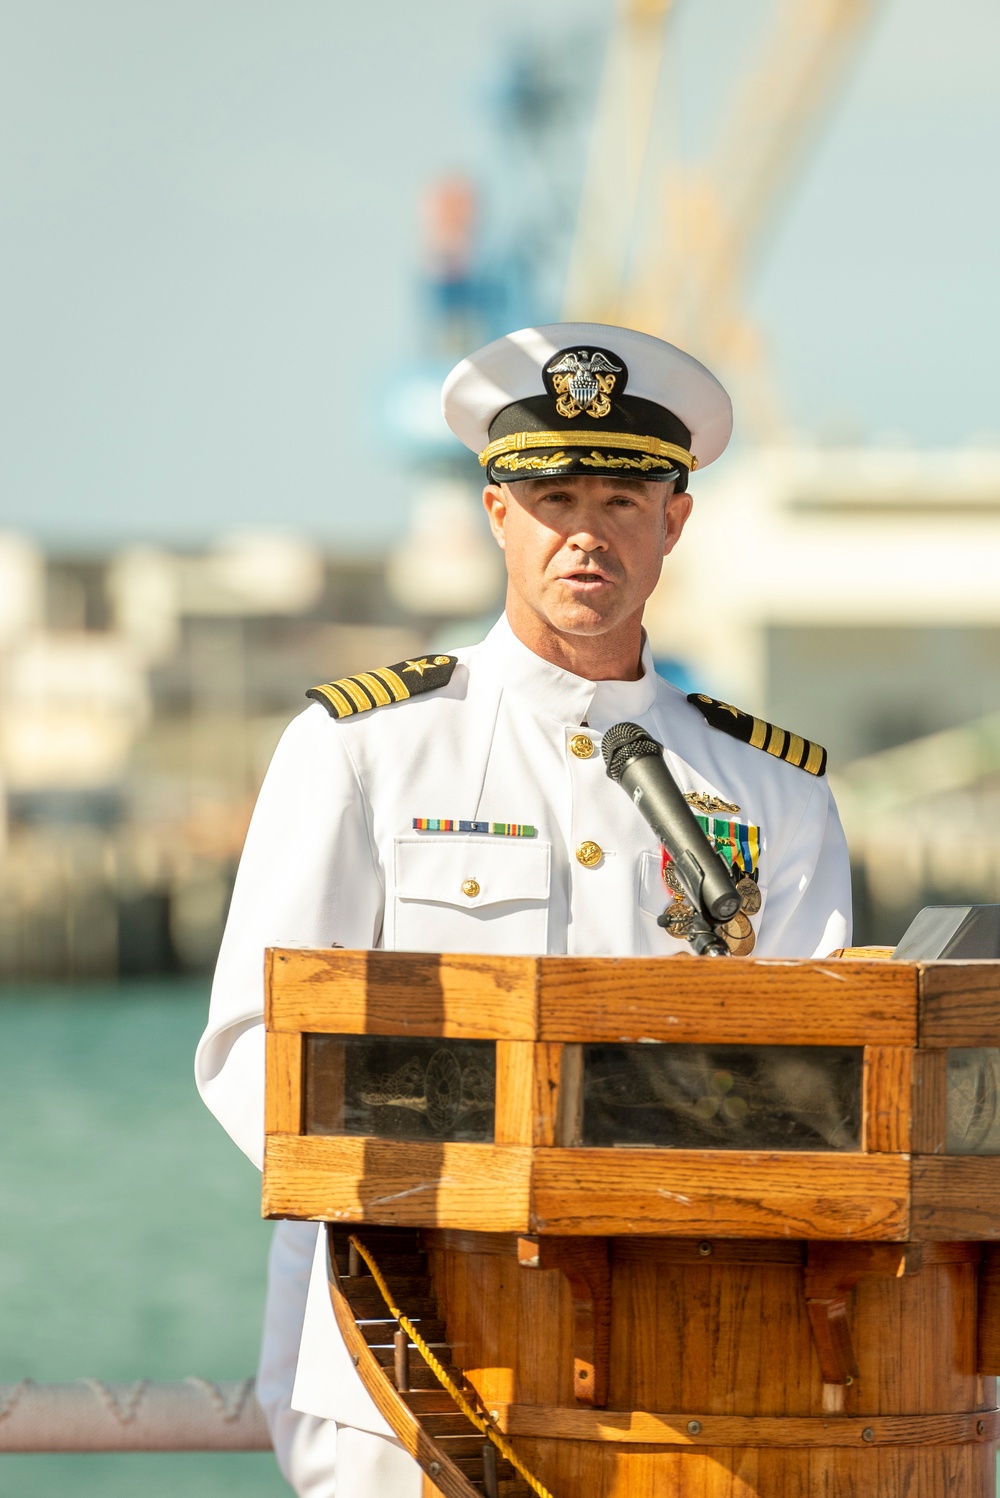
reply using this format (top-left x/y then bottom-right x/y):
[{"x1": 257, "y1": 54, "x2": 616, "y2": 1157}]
[
  {"x1": 569, "y1": 734, "x2": 595, "y2": 759},
  {"x1": 461, "y1": 878, "x2": 481, "y2": 898},
  {"x1": 575, "y1": 841, "x2": 603, "y2": 868}
]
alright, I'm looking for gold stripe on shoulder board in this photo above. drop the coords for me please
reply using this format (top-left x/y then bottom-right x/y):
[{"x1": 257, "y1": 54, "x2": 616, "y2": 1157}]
[
  {"x1": 371, "y1": 668, "x2": 409, "y2": 701},
  {"x1": 306, "y1": 654, "x2": 458, "y2": 720},
  {"x1": 353, "y1": 672, "x2": 393, "y2": 707},
  {"x1": 687, "y1": 693, "x2": 828, "y2": 778},
  {"x1": 311, "y1": 681, "x2": 354, "y2": 718},
  {"x1": 338, "y1": 677, "x2": 374, "y2": 712}
]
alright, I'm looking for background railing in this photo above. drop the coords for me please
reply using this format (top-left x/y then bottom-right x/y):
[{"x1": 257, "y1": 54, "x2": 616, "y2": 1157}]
[{"x1": 0, "y1": 1378, "x2": 270, "y2": 1452}]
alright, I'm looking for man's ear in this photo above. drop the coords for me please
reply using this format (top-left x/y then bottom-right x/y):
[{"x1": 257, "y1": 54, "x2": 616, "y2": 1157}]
[
  {"x1": 482, "y1": 484, "x2": 508, "y2": 550},
  {"x1": 663, "y1": 490, "x2": 693, "y2": 557}
]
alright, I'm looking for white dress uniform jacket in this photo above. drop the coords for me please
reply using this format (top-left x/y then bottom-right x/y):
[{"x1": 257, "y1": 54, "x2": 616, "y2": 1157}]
[{"x1": 196, "y1": 613, "x2": 851, "y2": 1433}]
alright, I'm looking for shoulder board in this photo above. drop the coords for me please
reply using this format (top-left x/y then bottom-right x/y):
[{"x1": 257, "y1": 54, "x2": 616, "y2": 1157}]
[
  {"x1": 687, "y1": 693, "x2": 827, "y2": 777},
  {"x1": 307, "y1": 655, "x2": 458, "y2": 720}
]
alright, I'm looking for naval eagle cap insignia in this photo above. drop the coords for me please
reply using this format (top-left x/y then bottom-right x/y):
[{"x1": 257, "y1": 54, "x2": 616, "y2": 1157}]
[{"x1": 545, "y1": 345, "x2": 625, "y2": 420}]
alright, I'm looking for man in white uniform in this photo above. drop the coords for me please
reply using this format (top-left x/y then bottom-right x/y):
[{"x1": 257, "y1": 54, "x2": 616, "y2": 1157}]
[{"x1": 196, "y1": 323, "x2": 851, "y2": 1496}]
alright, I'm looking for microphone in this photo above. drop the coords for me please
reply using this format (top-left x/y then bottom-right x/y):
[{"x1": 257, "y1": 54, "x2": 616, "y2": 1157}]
[{"x1": 602, "y1": 722, "x2": 740, "y2": 946}]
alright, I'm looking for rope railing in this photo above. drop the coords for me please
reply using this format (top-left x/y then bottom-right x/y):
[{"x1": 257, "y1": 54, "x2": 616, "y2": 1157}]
[
  {"x1": 0, "y1": 1377, "x2": 270, "y2": 1452},
  {"x1": 348, "y1": 1233, "x2": 554, "y2": 1498}
]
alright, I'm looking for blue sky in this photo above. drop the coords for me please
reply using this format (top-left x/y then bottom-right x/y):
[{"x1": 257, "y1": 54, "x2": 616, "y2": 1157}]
[{"x1": 0, "y1": 0, "x2": 997, "y2": 549}]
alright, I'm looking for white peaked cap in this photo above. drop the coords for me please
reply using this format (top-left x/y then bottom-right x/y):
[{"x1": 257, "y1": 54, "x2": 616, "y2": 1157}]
[{"x1": 442, "y1": 322, "x2": 734, "y2": 471}]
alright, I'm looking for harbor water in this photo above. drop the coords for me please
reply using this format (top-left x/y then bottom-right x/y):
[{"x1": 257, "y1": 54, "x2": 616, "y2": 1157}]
[{"x1": 0, "y1": 980, "x2": 287, "y2": 1496}]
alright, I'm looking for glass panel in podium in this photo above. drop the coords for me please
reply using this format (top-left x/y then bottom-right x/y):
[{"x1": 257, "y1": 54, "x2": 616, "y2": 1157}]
[
  {"x1": 581, "y1": 1043, "x2": 862, "y2": 1151},
  {"x1": 304, "y1": 1035, "x2": 496, "y2": 1143},
  {"x1": 947, "y1": 1047, "x2": 1000, "y2": 1154}
]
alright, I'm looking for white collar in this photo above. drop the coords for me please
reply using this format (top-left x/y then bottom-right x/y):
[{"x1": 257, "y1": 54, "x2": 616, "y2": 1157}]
[{"x1": 476, "y1": 612, "x2": 659, "y2": 729}]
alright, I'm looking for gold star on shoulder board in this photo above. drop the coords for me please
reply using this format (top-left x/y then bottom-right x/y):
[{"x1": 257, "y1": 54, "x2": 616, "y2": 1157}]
[
  {"x1": 403, "y1": 658, "x2": 432, "y2": 676},
  {"x1": 696, "y1": 695, "x2": 741, "y2": 719}
]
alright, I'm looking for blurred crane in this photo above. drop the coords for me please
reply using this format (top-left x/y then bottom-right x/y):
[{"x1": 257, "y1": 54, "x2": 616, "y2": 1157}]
[{"x1": 562, "y1": 0, "x2": 879, "y2": 436}]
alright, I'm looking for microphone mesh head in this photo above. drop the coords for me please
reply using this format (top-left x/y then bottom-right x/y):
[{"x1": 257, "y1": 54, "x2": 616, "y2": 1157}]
[{"x1": 601, "y1": 720, "x2": 663, "y2": 783}]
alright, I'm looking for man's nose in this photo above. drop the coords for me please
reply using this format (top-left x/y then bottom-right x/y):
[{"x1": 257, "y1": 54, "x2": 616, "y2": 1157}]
[{"x1": 567, "y1": 528, "x2": 608, "y2": 552}]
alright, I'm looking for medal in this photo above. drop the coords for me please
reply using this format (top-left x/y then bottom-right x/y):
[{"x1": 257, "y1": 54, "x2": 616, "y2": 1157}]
[
  {"x1": 718, "y1": 909, "x2": 756, "y2": 956},
  {"x1": 658, "y1": 900, "x2": 694, "y2": 937},
  {"x1": 736, "y1": 875, "x2": 762, "y2": 915},
  {"x1": 659, "y1": 828, "x2": 760, "y2": 952}
]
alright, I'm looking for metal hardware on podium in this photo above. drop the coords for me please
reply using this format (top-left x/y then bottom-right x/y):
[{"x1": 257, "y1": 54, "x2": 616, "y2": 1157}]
[{"x1": 893, "y1": 903, "x2": 1000, "y2": 959}]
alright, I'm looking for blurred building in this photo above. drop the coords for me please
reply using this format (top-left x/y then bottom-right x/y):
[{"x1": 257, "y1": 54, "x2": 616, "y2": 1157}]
[{"x1": 0, "y1": 529, "x2": 505, "y2": 981}]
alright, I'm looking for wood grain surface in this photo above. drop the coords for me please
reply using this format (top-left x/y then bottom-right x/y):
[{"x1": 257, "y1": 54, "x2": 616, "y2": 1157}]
[
  {"x1": 863, "y1": 1047, "x2": 912, "y2": 1153},
  {"x1": 493, "y1": 1041, "x2": 563, "y2": 1148},
  {"x1": 803, "y1": 1243, "x2": 926, "y2": 1386},
  {"x1": 267, "y1": 1140, "x2": 913, "y2": 1238},
  {"x1": 918, "y1": 962, "x2": 1000, "y2": 1047},
  {"x1": 536, "y1": 957, "x2": 917, "y2": 1045},
  {"x1": 912, "y1": 1157, "x2": 1000, "y2": 1239},
  {"x1": 849, "y1": 1255, "x2": 988, "y2": 1415},
  {"x1": 265, "y1": 950, "x2": 920, "y2": 1045},
  {"x1": 530, "y1": 1150, "x2": 910, "y2": 1239},
  {"x1": 978, "y1": 1245, "x2": 1000, "y2": 1374},
  {"x1": 422, "y1": 1229, "x2": 521, "y2": 1258},
  {"x1": 264, "y1": 1030, "x2": 302, "y2": 1135},
  {"x1": 910, "y1": 1050, "x2": 948, "y2": 1155},
  {"x1": 517, "y1": 1236, "x2": 611, "y2": 1407},
  {"x1": 425, "y1": 1238, "x2": 577, "y2": 1410},
  {"x1": 266, "y1": 948, "x2": 538, "y2": 1038},
  {"x1": 509, "y1": 1436, "x2": 998, "y2": 1497},
  {"x1": 422, "y1": 1234, "x2": 996, "y2": 1496},
  {"x1": 611, "y1": 1238, "x2": 804, "y2": 1265},
  {"x1": 491, "y1": 1404, "x2": 1000, "y2": 1447},
  {"x1": 262, "y1": 1135, "x2": 531, "y2": 1229}
]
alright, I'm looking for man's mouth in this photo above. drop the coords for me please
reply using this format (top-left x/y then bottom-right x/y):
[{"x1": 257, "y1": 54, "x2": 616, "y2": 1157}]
[{"x1": 561, "y1": 569, "x2": 613, "y2": 585}]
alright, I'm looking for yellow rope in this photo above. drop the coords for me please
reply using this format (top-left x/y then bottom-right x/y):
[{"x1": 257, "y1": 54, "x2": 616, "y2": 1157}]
[{"x1": 347, "y1": 1234, "x2": 554, "y2": 1498}]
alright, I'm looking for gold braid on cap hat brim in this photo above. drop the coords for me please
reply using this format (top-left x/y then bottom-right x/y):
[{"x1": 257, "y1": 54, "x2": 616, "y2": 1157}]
[{"x1": 478, "y1": 429, "x2": 697, "y2": 472}]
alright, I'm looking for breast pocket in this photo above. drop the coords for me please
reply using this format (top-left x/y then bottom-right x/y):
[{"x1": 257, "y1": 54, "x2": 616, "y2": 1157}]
[
  {"x1": 392, "y1": 836, "x2": 552, "y2": 955},
  {"x1": 637, "y1": 849, "x2": 686, "y2": 954}
]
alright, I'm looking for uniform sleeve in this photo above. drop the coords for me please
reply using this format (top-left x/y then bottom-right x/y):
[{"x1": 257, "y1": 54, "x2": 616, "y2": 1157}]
[
  {"x1": 756, "y1": 774, "x2": 853, "y2": 959},
  {"x1": 194, "y1": 704, "x2": 382, "y2": 1167}
]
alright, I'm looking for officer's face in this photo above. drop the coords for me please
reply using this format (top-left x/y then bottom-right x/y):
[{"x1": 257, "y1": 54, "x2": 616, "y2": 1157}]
[{"x1": 483, "y1": 475, "x2": 692, "y2": 641}]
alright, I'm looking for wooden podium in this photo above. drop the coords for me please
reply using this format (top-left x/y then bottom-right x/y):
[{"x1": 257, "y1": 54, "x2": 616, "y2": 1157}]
[{"x1": 263, "y1": 949, "x2": 1000, "y2": 1496}]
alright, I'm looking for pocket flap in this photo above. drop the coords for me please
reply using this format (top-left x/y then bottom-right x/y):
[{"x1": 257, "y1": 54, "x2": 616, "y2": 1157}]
[
  {"x1": 395, "y1": 836, "x2": 551, "y2": 909},
  {"x1": 639, "y1": 849, "x2": 669, "y2": 917}
]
